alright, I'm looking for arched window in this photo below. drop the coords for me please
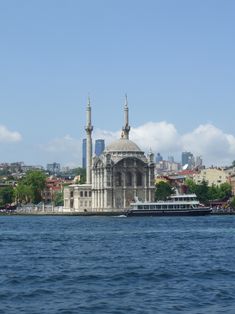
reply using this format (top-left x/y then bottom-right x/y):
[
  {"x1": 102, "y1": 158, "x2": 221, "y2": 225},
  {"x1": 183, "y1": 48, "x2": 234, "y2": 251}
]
[
  {"x1": 116, "y1": 172, "x2": 122, "y2": 186},
  {"x1": 126, "y1": 172, "x2": 132, "y2": 186},
  {"x1": 137, "y1": 172, "x2": 142, "y2": 186}
]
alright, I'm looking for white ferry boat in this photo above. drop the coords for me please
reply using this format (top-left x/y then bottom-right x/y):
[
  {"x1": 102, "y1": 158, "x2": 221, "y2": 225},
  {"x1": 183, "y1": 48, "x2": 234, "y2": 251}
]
[{"x1": 126, "y1": 194, "x2": 211, "y2": 217}]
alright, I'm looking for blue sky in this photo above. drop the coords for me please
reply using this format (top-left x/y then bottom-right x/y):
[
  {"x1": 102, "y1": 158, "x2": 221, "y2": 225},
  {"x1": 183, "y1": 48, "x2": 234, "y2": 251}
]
[{"x1": 0, "y1": 0, "x2": 235, "y2": 167}]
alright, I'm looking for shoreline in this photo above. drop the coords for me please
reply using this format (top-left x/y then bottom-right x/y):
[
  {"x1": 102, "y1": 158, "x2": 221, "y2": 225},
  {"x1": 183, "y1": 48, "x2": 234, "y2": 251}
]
[{"x1": 1, "y1": 211, "x2": 235, "y2": 217}]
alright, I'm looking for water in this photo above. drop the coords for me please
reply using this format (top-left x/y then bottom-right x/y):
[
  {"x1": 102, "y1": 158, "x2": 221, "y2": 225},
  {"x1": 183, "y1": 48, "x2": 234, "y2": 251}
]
[{"x1": 0, "y1": 215, "x2": 235, "y2": 314}]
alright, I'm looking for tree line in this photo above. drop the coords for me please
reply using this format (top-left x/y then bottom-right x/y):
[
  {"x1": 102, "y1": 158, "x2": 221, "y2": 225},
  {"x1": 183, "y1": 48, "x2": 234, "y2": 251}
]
[
  {"x1": 155, "y1": 179, "x2": 234, "y2": 207},
  {"x1": 0, "y1": 168, "x2": 87, "y2": 208}
]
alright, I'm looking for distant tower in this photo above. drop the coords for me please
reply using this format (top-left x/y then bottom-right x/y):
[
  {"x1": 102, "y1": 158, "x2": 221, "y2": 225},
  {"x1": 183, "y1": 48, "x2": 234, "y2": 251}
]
[
  {"x1": 156, "y1": 153, "x2": 163, "y2": 163},
  {"x1": 82, "y1": 139, "x2": 87, "y2": 169},
  {"x1": 85, "y1": 97, "x2": 93, "y2": 184},
  {"x1": 95, "y1": 139, "x2": 105, "y2": 156},
  {"x1": 122, "y1": 95, "x2": 130, "y2": 139},
  {"x1": 182, "y1": 151, "x2": 194, "y2": 169}
]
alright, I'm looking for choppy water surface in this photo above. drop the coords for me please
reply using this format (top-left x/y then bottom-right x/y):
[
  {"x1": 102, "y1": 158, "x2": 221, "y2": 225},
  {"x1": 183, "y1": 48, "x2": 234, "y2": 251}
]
[{"x1": 0, "y1": 215, "x2": 235, "y2": 314}]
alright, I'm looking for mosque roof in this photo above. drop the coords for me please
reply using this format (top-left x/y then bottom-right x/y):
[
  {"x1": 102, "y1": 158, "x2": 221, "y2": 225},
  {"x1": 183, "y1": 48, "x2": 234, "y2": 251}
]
[{"x1": 105, "y1": 138, "x2": 142, "y2": 153}]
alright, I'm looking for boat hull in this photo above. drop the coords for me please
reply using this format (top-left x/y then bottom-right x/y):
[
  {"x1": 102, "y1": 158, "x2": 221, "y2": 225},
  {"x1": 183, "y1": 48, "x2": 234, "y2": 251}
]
[{"x1": 126, "y1": 208, "x2": 212, "y2": 217}]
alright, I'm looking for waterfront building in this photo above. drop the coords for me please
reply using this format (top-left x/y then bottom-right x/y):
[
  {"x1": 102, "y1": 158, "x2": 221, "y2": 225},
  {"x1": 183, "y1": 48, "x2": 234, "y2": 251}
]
[
  {"x1": 64, "y1": 97, "x2": 155, "y2": 212},
  {"x1": 95, "y1": 139, "x2": 105, "y2": 156},
  {"x1": 193, "y1": 168, "x2": 229, "y2": 186}
]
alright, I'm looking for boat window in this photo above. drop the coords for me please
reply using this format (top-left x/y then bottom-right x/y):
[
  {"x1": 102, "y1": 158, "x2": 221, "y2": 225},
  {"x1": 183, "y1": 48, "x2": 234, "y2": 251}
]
[
  {"x1": 138, "y1": 205, "x2": 143, "y2": 209},
  {"x1": 144, "y1": 205, "x2": 149, "y2": 209},
  {"x1": 162, "y1": 205, "x2": 167, "y2": 209},
  {"x1": 150, "y1": 205, "x2": 155, "y2": 209}
]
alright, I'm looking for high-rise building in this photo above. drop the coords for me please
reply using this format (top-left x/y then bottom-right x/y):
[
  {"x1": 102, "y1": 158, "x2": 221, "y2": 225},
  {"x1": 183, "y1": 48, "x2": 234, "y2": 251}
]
[
  {"x1": 47, "y1": 162, "x2": 61, "y2": 175},
  {"x1": 182, "y1": 152, "x2": 194, "y2": 169},
  {"x1": 82, "y1": 139, "x2": 87, "y2": 169},
  {"x1": 82, "y1": 138, "x2": 93, "y2": 169},
  {"x1": 195, "y1": 156, "x2": 203, "y2": 169},
  {"x1": 95, "y1": 139, "x2": 105, "y2": 156},
  {"x1": 156, "y1": 153, "x2": 163, "y2": 163},
  {"x1": 168, "y1": 155, "x2": 174, "y2": 163}
]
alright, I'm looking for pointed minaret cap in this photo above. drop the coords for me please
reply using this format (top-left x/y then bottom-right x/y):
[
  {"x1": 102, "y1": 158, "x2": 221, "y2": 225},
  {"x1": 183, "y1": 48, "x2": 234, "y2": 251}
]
[
  {"x1": 87, "y1": 95, "x2": 91, "y2": 108},
  {"x1": 122, "y1": 94, "x2": 130, "y2": 139},
  {"x1": 124, "y1": 94, "x2": 128, "y2": 108}
]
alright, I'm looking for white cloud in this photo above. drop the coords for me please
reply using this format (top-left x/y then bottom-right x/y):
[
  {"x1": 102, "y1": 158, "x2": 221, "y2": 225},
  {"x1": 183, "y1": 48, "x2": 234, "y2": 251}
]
[
  {"x1": 94, "y1": 129, "x2": 120, "y2": 144},
  {"x1": 131, "y1": 121, "x2": 180, "y2": 153},
  {"x1": 41, "y1": 135, "x2": 82, "y2": 166},
  {"x1": 95, "y1": 122, "x2": 235, "y2": 166},
  {"x1": 41, "y1": 123, "x2": 235, "y2": 167},
  {"x1": 94, "y1": 121, "x2": 180, "y2": 153},
  {"x1": 0, "y1": 125, "x2": 22, "y2": 143},
  {"x1": 181, "y1": 124, "x2": 235, "y2": 165}
]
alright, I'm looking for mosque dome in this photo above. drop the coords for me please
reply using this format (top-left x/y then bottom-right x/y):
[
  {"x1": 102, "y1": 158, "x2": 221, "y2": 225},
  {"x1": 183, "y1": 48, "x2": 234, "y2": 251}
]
[{"x1": 105, "y1": 138, "x2": 142, "y2": 153}]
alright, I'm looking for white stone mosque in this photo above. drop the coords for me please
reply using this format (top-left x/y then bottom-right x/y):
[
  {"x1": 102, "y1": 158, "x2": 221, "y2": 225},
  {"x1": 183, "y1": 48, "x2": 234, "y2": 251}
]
[{"x1": 64, "y1": 97, "x2": 155, "y2": 212}]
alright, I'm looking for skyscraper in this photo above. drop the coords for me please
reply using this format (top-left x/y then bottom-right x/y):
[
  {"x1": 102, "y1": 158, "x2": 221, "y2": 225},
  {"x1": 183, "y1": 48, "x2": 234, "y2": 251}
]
[
  {"x1": 95, "y1": 139, "x2": 105, "y2": 156},
  {"x1": 82, "y1": 139, "x2": 87, "y2": 169},
  {"x1": 156, "y1": 153, "x2": 163, "y2": 163},
  {"x1": 182, "y1": 151, "x2": 194, "y2": 169},
  {"x1": 47, "y1": 162, "x2": 61, "y2": 175}
]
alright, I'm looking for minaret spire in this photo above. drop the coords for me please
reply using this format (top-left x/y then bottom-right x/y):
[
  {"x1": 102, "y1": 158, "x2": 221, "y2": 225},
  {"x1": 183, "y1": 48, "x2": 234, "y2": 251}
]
[
  {"x1": 85, "y1": 96, "x2": 93, "y2": 184},
  {"x1": 122, "y1": 94, "x2": 130, "y2": 139}
]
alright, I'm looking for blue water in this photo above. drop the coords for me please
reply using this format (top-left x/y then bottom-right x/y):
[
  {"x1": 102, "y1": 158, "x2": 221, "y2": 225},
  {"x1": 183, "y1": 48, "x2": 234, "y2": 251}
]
[{"x1": 0, "y1": 216, "x2": 235, "y2": 314}]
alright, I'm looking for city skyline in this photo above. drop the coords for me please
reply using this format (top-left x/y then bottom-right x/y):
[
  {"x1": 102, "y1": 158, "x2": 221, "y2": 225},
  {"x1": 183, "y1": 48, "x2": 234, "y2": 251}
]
[{"x1": 1, "y1": 1, "x2": 235, "y2": 167}]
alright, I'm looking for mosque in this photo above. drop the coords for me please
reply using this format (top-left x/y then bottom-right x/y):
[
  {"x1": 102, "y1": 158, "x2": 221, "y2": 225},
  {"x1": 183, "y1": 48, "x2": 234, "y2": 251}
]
[{"x1": 64, "y1": 97, "x2": 155, "y2": 212}]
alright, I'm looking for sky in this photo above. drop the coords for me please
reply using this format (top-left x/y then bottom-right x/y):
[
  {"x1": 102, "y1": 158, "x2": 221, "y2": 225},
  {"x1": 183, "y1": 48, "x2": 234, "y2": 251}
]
[{"x1": 0, "y1": 0, "x2": 235, "y2": 168}]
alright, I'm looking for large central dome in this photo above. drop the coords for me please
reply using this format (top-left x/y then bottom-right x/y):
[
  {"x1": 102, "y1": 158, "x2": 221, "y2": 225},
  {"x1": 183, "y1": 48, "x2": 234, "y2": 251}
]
[{"x1": 105, "y1": 138, "x2": 141, "y2": 153}]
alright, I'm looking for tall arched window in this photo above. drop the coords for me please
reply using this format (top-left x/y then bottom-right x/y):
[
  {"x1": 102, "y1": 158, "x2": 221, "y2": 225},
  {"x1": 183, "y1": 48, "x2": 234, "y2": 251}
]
[
  {"x1": 126, "y1": 172, "x2": 132, "y2": 186},
  {"x1": 137, "y1": 172, "x2": 142, "y2": 186},
  {"x1": 116, "y1": 172, "x2": 122, "y2": 186}
]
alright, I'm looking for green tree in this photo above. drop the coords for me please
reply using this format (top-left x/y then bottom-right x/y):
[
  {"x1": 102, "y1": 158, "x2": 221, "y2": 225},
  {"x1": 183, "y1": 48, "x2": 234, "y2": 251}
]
[
  {"x1": 155, "y1": 181, "x2": 174, "y2": 201},
  {"x1": 194, "y1": 180, "x2": 209, "y2": 204},
  {"x1": 54, "y1": 191, "x2": 64, "y2": 206},
  {"x1": 14, "y1": 183, "x2": 33, "y2": 204},
  {"x1": 230, "y1": 197, "x2": 235, "y2": 209},
  {"x1": 185, "y1": 179, "x2": 197, "y2": 193},
  {"x1": 74, "y1": 167, "x2": 86, "y2": 184},
  {"x1": 185, "y1": 179, "x2": 232, "y2": 205},
  {"x1": 218, "y1": 182, "x2": 232, "y2": 200},
  {"x1": 15, "y1": 170, "x2": 47, "y2": 204},
  {"x1": 0, "y1": 186, "x2": 14, "y2": 206},
  {"x1": 207, "y1": 184, "x2": 220, "y2": 200}
]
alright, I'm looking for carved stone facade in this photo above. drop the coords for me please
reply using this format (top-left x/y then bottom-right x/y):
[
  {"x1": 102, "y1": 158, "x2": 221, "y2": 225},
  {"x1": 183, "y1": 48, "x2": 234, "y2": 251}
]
[
  {"x1": 63, "y1": 98, "x2": 155, "y2": 212},
  {"x1": 92, "y1": 138, "x2": 155, "y2": 211},
  {"x1": 64, "y1": 184, "x2": 92, "y2": 211}
]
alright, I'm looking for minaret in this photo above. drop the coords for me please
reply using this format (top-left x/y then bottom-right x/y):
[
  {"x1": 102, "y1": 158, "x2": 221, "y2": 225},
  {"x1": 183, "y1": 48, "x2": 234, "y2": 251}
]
[
  {"x1": 85, "y1": 97, "x2": 93, "y2": 184},
  {"x1": 122, "y1": 94, "x2": 130, "y2": 139}
]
